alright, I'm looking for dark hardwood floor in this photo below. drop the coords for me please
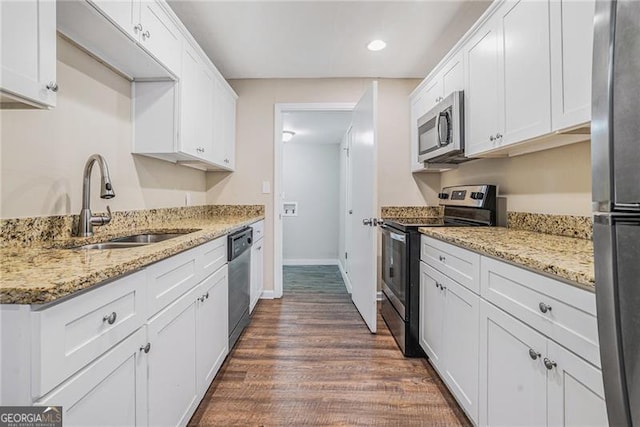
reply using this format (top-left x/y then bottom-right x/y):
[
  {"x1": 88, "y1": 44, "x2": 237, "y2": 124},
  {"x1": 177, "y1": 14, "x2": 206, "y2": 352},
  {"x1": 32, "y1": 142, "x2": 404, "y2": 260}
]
[{"x1": 189, "y1": 265, "x2": 470, "y2": 426}]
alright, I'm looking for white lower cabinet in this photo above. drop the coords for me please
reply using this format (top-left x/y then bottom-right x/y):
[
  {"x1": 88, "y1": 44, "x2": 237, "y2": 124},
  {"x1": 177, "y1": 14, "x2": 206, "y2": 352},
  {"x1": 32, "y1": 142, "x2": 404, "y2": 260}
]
[
  {"x1": 147, "y1": 264, "x2": 229, "y2": 427},
  {"x1": 36, "y1": 328, "x2": 148, "y2": 427},
  {"x1": 420, "y1": 262, "x2": 479, "y2": 424},
  {"x1": 196, "y1": 265, "x2": 229, "y2": 394},
  {"x1": 420, "y1": 236, "x2": 606, "y2": 427},
  {"x1": 479, "y1": 300, "x2": 607, "y2": 427}
]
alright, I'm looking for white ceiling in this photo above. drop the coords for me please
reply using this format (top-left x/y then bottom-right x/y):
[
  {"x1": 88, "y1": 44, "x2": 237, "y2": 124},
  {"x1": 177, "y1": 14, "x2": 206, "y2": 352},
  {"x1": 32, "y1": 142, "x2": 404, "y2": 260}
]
[
  {"x1": 167, "y1": 1, "x2": 492, "y2": 79},
  {"x1": 282, "y1": 111, "x2": 353, "y2": 145}
]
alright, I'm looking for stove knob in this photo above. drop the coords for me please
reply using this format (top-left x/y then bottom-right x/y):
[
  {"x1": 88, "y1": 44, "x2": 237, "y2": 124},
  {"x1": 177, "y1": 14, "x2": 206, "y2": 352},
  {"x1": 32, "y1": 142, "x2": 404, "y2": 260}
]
[
  {"x1": 438, "y1": 193, "x2": 449, "y2": 200},
  {"x1": 470, "y1": 192, "x2": 484, "y2": 200}
]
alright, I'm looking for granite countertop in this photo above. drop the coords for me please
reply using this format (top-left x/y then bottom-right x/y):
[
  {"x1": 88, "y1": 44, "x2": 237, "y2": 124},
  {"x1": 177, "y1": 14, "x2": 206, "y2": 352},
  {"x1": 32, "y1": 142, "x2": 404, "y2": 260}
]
[
  {"x1": 418, "y1": 227, "x2": 594, "y2": 291},
  {"x1": 1, "y1": 214, "x2": 264, "y2": 305}
]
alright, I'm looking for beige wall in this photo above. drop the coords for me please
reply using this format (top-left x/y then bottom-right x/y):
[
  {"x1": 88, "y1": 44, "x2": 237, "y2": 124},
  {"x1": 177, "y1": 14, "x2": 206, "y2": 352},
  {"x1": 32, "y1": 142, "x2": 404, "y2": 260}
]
[
  {"x1": 441, "y1": 141, "x2": 592, "y2": 216},
  {"x1": 0, "y1": 37, "x2": 207, "y2": 219},
  {"x1": 206, "y1": 78, "x2": 437, "y2": 292}
]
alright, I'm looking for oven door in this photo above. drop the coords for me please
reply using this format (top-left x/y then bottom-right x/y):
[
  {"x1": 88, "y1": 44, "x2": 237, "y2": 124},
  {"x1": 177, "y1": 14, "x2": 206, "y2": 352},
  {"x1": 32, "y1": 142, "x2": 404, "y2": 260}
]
[{"x1": 381, "y1": 225, "x2": 407, "y2": 319}]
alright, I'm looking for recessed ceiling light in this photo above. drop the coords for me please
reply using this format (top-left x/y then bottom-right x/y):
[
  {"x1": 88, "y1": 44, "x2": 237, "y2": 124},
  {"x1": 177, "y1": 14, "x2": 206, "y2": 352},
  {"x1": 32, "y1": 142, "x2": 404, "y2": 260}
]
[
  {"x1": 367, "y1": 39, "x2": 386, "y2": 51},
  {"x1": 282, "y1": 130, "x2": 295, "y2": 142}
]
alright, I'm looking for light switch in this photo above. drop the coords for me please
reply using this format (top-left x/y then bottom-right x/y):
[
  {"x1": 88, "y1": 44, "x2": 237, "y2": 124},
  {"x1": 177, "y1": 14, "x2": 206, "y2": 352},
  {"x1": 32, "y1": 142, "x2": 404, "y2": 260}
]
[
  {"x1": 185, "y1": 192, "x2": 192, "y2": 206},
  {"x1": 262, "y1": 181, "x2": 271, "y2": 194}
]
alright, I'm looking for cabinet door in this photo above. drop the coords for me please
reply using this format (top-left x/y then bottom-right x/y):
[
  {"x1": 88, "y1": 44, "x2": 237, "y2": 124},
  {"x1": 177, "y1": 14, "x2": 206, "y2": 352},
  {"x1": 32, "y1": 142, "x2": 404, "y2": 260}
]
[
  {"x1": 213, "y1": 77, "x2": 236, "y2": 170},
  {"x1": 419, "y1": 262, "x2": 445, "y2": 368},
  {"x1": 479, "y1": 300, "x2": 547, "y2": 427},
  {"x1": 180, "y1": 43, "x2": 208, "y2": 159},
  {"x1": 139, "y1": 0, "x2": 182, "y2": 77},
  {"x1": 422, "y1": 77, "x2": 442, "y2": 113},
  {"x1": 250, "y1": 239, "x2": 264, "y2": 312},
  {"x1": 196, "y1": 265, "x2": 229, "y2": 395},
  {"x1": 410, "y1": 90, "x2": 427, "y2": 172},
  {"x1": 89, "y1": 0, "x2": 140, "y2": 40},
  {"x1": 0, "y1": 0, "x2": 56, "y2": 107},
  {"x1": 547, "y1": 341, "x2": 608, "y2": 427},
  {"x1": 147, "y1": 289, "x2": 199, "y2": 427},
  {"x1": 36, "y1": 328, "x2": 148, "y2": 427},
  {"x1": 499, "y1": 0, "x2": 552, "y2": 146},
  {"x1": 550, "y1": 0, "x2": 595, "y2": 131},
  {"x1": 442, "y1": 279, "x2": 480, "y2": 424},
  {"x1": 465, "y1": 19, "x2": 502, "y2": 156},
  {"x1": 441, "y1": 52, "x2": 464, "y2": 98}
]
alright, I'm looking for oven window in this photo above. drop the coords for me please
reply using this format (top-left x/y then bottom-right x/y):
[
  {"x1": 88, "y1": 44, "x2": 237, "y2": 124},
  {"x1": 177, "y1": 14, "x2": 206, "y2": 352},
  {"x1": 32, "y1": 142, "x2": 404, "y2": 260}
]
[{"x1": 382, "y1": 229, "x2": 407, "y2": 306}]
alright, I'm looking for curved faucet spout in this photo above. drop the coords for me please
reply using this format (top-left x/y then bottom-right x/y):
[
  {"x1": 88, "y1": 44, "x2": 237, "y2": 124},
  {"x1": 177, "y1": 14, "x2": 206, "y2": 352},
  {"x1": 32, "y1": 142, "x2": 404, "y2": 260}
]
[{"x1": 77, "y1": 154, "x2": 115, "y2": 237}]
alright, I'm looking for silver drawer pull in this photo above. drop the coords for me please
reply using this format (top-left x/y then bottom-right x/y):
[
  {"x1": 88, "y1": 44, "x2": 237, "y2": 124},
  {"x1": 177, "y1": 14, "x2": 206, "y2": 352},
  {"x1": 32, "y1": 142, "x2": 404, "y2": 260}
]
[
  {"x1": 103, "y1": 312, "x2": 117, "y2": 325},
  {"x1": 439, "y1": 255, "x2": 446, "y2": 262},
  {"x1": 539, "y1": 302, "x2": 552, "y2": 314},
  {"x1": 528, "y1": 348, "x2": 541, "y2": 360},
  {"x1": 140, "y1": 343, "x2": 151, "y2": 354},
  {"x1": 543, "y1": 358, "x2": 557, "y2": 370}
]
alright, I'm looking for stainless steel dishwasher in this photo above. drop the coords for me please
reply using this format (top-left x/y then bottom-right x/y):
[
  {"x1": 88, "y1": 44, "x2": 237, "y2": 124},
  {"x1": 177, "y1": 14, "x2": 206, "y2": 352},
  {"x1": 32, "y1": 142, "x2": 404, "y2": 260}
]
[{"x1": 228, "y1": 227, "x2": 252, "y2": 350}]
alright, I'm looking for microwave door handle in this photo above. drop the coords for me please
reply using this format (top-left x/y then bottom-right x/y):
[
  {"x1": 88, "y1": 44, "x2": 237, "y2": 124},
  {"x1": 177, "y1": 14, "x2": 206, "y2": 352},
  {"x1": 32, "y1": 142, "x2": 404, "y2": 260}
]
[
  {"x1": 437, "y1": 112, "x2": 451, "y2": 146},
  {"x1": 435, "y1": 112, "x2": 443, "y2": 147}
]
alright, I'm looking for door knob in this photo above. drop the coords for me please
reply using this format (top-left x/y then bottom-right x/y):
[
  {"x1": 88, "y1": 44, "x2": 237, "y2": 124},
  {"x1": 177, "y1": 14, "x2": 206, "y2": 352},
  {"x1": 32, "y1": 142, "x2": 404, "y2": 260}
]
[{"x1": 362, "y1": 218, "x2": 373, "y2": 226}]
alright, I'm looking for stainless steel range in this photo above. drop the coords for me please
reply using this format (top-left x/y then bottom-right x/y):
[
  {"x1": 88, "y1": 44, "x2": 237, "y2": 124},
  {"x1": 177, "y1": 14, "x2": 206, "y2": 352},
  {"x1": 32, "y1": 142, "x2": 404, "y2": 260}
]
[{"x1": 380, "y1": 184, "x2": 499, "y2": 356}]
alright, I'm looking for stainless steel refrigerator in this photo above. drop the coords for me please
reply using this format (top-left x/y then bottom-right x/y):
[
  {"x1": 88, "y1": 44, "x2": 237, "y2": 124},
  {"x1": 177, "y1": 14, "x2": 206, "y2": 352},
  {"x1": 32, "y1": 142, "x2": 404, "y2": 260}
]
[{"x1": 592, "y1": 0, "x2": 640, "y2": 425}]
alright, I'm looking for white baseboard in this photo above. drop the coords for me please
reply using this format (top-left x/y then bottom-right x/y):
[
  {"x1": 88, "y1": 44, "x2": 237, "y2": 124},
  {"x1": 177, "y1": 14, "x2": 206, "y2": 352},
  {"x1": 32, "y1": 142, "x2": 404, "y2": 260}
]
[
  {"x1": 377, "y1": 291, "x2": 383, "y2": 301},
  {"x1": 260, "y1": 290, "x2": 276, "y2": 299},
  {"x1": 283, "y1": 258, "x2": 339, "y2": 266},
  {"x1": 337, "y1": 262, "x2": 353, "y2": 294}
]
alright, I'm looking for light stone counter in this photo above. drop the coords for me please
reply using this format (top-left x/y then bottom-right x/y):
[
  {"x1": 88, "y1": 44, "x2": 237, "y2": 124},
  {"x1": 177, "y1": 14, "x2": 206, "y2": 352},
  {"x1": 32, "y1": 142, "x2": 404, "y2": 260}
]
[
  {"x1": 418, "y1": 227, "x2": 594, "y2": 291},
  {"x1": 1, "y1": 205, "x2": 264, "y2": 305}
]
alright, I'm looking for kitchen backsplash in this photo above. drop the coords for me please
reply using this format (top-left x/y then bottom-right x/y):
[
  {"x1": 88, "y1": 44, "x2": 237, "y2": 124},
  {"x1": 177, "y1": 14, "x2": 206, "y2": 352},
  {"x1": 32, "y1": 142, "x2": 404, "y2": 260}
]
[
  {"x1": 380, "y1": 206, "x2": 443, "y2": 218},
  {"x1": 0, "y1": 204, "x2": 265, "y2": 246},
  {"x1": 507, "y1": 212, "x2": 592, "y2": 240}
]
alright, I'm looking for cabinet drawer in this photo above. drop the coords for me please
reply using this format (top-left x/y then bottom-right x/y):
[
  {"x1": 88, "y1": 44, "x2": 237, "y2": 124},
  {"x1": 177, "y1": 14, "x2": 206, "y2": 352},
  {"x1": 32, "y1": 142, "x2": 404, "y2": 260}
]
[
  {"x1": 146, "y1": 246, "x2": 200, "y2": 316},
  {"x1": 421, "y1": 236, "x2": 481, "y2": 293},
  {"x1": 251, "y1": 220, "x2": 264, "y2": 242},
  {"x1": 200, "y1": 236, "x2": 227, "y2": 279},
  {"x1": 32, "y1": 270, "x2": 147, "y2": 398},
  {"x1": 481, "y1": 257, "x2": 600, "y2": 367}
]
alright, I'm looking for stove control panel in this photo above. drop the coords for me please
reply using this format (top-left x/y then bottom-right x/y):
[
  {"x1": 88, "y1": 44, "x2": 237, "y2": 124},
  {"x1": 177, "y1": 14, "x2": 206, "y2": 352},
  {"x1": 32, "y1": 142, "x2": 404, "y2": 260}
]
[{"x1": 438, "y1": 185, "x2": 497, "y2": 209}]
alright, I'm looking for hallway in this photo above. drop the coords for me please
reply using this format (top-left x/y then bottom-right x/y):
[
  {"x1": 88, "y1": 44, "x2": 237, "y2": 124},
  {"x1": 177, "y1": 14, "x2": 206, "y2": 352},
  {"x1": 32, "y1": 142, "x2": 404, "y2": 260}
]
[{"x1": 189, "y1": 265, "x2": 469, "y2": 426}]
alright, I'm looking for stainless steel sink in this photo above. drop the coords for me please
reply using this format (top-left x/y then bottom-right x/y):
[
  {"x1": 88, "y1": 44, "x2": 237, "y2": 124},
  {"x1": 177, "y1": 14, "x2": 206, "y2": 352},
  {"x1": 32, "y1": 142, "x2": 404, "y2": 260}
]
[
  {"x1": 110, "y1": 233, "x2": 192, "y2": 244},
  {"x1": 71, "y1": 230, "x2": 200, "y2": 250}
]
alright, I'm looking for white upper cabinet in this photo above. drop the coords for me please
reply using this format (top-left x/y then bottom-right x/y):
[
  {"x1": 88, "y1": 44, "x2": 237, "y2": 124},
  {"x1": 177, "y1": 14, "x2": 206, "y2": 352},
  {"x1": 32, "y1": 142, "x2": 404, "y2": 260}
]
[
  {"x1": 550, "y1": 0, "x2": 595, "y2": 131},
  {"x1": 465, "y1": 18, "x2": 502, "y2": 157},
  {"x1": 0, "y1": 0, "x2": 57, "y2": 108},
  {"x1": 441, "y1": 52, "x2": 464, "y2": 99},
  {"x1": 212, "y1": 76, "x2": 237, "y2": 170},
  {"x1": 89, "y1": 0, "x2": 140, "y2": 39},
  {"x1": 499, "y1": 0, "x2": 552, "y2": 146},
  {"x1": 138, "y1": 0, "x2": 182, "y2": 76}
]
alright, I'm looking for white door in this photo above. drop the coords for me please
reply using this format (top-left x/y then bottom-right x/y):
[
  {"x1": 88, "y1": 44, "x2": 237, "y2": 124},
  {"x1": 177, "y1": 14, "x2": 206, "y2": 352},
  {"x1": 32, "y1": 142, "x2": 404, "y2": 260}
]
[
  {"x1": 196, "y1": 266, "x2": 229, "y2": 395},
  {"x1": 344, "y1": 127, "x2": 353, "y2": 277},
  {"x1": 36, "y1": 328, "x2": 148, "y2": 427},
  {"x1": 546, "y1": 341, "x2": 608, "y2": 427},
  {"x1": 349, "y1": 81, "x2": 378, "y2": 333},
  {"x1": 419, "y1": 262, "x2": 445, "y2": 367},
  {"x1": 479, "y1": 300, "x2": 547, "y2": 427},
  {"x1": 0, "y1": 0, "x2": 56, "y2": 107},
  {"x1": 147, "y1": 289, "x2": 199, "y2": 427}
]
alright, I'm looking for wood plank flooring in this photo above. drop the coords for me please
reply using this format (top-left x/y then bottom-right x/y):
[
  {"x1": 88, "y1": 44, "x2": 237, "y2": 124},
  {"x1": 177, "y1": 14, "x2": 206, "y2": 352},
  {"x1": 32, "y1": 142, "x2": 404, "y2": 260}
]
[{"x1": 189, "y1": 265, "x2": 470, "y2": 426}]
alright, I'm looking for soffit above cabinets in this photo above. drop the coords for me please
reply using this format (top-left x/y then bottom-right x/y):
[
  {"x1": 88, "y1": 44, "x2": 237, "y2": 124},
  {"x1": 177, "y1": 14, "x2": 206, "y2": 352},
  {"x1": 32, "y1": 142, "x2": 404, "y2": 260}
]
[{"x1": 166, "y1": 1, "x2": 492, "y2": 79}]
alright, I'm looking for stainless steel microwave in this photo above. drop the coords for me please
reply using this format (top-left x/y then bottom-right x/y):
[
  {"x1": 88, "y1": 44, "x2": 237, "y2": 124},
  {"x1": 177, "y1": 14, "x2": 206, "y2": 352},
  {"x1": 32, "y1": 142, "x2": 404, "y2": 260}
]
[{"x1": 417, "y1": 91, "x2": 467, "y2": 163}]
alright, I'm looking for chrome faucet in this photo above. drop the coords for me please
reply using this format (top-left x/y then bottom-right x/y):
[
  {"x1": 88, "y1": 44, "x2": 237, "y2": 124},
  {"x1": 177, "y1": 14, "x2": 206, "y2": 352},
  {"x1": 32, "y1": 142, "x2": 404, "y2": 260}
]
[{"x1": 76, "y1": 154, "x2": 115, "y2": 237}]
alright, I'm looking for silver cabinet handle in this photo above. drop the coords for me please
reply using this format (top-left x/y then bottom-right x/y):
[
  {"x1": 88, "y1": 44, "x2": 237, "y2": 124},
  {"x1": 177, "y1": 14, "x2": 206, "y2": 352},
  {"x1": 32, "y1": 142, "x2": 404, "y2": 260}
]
[
  {"x1": 439, "y1": 255, "x2": 446, "y2": 262},
  {"x1": 143, "y1": 30, "x2": 151, "y2": 39},
  {"x1": 103, "y1": 312, "x2": 117, "y2": 325},
  {"x1": 528, "y1": 348, "x2": 541, "y2": 360},
  {"x1": 543, "y1": 358, "x2": 557, "y2": 370},
  {"x1": 134, "y1": 23, "x2": 143, "y2": 33},
  {"x1": 495, "y1": 133, "x2": 503, "y2": 139},
  {"x1": 140, "y1": 343, "x2": 151, "y2": 354},
  {"x1": 224, "y1": 159, "x2": 229, "y2": 163},
  {"x1": 46, "y1": 82, "x2": 59, "y2": 92},
  {"x1": 489, "y1": 135, "x2": 495, "y2": 141},
  {"x1": 539, "y1": 302, "x2": 552, "y2": 314}
]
